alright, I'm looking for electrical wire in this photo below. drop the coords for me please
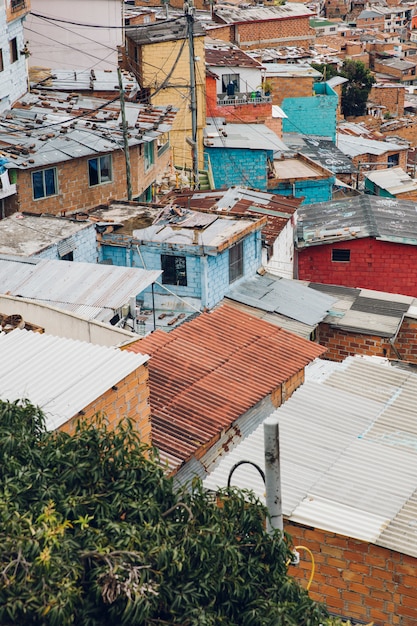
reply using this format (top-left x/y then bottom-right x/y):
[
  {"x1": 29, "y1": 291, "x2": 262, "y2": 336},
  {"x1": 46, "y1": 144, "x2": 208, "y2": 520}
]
[
  {"x1": 29, "y1": 11, "x2": 186, "y2": 30},
  {"x1": 294, "y1": 545, "x2": 316, "y2": 591}
]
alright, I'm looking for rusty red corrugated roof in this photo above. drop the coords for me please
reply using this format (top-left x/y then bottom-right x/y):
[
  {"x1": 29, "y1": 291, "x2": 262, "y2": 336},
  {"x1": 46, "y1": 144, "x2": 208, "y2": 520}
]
[{"x1": 125, "y1": 304, "x2": 326, "y2": 470}]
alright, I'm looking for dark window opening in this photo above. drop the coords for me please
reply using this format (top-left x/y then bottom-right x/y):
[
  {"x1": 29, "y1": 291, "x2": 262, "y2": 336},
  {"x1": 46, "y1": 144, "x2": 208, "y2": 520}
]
[
  {"x1": 61, "y1": 251, "x2": 74, "y2": 261},
  {"x1": 88, "y1": 155, "x2": 112, "y2": 186},
  {"x1": 32, "y1": 168, "x2": 57, "y2": 199},
  {"x1": 387, "y1": 153, "x2": 399, "y2": 167},
  {"x1": 9, "y1": 38, "x2": 18, "y2": 64},
  {"x1": 332, "y1": 249, "x2": 351, "y2": 262},
  {"x1": 161, "y1": 255, "x2": 187, "y2": 286},
  {"x1": 229, "y1": 240, "x2": 244, "y2": 283},
  {"x1": 222, "y1": 73, "x2": 240, "y2": 94}
]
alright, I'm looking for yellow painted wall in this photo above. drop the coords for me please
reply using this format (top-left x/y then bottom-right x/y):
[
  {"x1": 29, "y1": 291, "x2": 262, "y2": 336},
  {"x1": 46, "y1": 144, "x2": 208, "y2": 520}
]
[{"x1": 141, "y1": 36, "x2": 206, "y2": 170}]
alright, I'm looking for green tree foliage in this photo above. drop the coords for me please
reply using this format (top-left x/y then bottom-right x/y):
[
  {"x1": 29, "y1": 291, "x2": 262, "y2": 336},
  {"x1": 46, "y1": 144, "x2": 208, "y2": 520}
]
[
  {"x1": 312, "y1": 60, "x2": 375, "y2": 118},
  {"x1": 0, "y1": 399, "x2": 331, "y2": 626}
]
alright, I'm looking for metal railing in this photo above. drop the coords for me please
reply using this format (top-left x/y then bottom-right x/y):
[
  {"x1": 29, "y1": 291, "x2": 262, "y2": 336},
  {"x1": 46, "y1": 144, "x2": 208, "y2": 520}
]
[{"x1": 217, "y1": 92, "x2": 272, "y2": 106}]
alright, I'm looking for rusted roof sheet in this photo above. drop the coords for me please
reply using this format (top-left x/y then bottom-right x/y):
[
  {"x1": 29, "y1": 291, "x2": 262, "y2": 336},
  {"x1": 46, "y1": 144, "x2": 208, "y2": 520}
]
[
  {"x1": 125, "y1": 304, "x2": 326, "y2": 472},
  {"x1": 162, "y1": 187, "x2": 300, "y2": 247},
  {"x1": 205, "y1": 47, "x2": 263, "y2": 69}
]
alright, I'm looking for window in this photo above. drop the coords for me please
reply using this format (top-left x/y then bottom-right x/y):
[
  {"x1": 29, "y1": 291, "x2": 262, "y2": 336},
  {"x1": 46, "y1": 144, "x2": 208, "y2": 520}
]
[
  {"x1": 387, "y1": 153, "x2": 399, "y2": 167},
  {"x1": 11, "y1": 0, "x2": 26, "y2": 11},
  {"x1": 221, "y1": 73, "x2": 240, "y2": 94},
  {"x1": 0, "y1": 50, "x2": 4, "y2": 73},
  {"x1": 32, "y1": 168, "x2": 57, "y2": 200},
  {"x1": 144, "y1": 140, "x2": 154, "y2": 170},
  {"x1": 332, "y1": 249, "x2": 350, "y2": 262},
  {"x1": 88, "y1": 155, "x2": 112, "y2": 186},
  {"x1": 157, "y1": 132, "x2": 170, "y2": 156},
  {"x1": 9, "y1": 38, "x2": 18, "y2": 64},
  {"x1": 161, "y1": 255, "x2": 187, "y2": 286},
  {"x1": 229, "y1": 240, "x2": 243, "y2": 283}
]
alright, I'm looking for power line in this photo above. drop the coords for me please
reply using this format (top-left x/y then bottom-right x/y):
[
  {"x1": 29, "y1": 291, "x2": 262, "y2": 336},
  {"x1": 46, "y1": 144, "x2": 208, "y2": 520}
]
[{"x1": 30, "y1": 11, "x2": 185, "y2": 30}]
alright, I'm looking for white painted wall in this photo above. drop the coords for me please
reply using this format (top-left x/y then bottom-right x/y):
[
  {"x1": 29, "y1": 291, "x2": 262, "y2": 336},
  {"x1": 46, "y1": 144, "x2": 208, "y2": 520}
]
[
  {"x1": 0, "y1": 2, "x2": 28, "y2": 111},
  {"x1": 25, "y1": 0, "x2": 123, "y2": 70},
  {"x1": 263, "y1": 217, "x2": 296, "y2": 279},
  {"x1": 211, "y1": 65, "x2": 263, "y2": 95}
]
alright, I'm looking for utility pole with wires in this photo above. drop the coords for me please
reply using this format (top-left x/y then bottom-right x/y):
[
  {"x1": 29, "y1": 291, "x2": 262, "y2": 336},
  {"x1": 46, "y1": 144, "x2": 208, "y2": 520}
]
[
  {"x1": 185, "y1": 0, "x2": 199, "y2": 189},
  {"x1": 117, "y1": 67, "x2": 133, "y2": 201}
]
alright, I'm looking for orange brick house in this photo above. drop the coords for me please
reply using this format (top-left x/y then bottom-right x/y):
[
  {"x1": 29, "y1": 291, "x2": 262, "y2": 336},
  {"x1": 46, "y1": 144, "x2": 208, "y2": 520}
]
[
  {"x1": 0, "y1": 90, "x2": 176, "y2": 217},
  {"x1": 123, "y1": 303, "x2": 326, "y2": 481},
  {"x1": 0, "y1": 328, "x2": 152, "y2": 442},
  {"x1": 209, "y1": 4, "x2": 316, "y2": 51},
  {"x1": 205, "y1": 355, "x2": 417, "y2": 625}
]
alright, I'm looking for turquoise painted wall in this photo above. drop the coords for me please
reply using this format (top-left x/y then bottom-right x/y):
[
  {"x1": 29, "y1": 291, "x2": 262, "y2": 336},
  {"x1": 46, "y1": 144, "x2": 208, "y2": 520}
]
[
  {"x1": 204, "y1": 147, "x2": 272, "y2": 191},
  {"x1": 364, "y1": 178, "x2": 393, "y2": 197},
  {"x1": 100, "y1": 230, "x2": 262, "y2": 309},
  {"x1": 271, "y1": 176, "x2": 335, "y2": 204},
  {"x1": 282, "y1": 83, "x2": 338, "y2": 142}
]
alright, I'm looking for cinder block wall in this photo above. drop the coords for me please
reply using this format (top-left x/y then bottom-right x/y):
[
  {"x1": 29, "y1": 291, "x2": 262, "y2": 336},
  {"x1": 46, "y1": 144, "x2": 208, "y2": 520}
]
[{"x1": 286, "y1": 520, "x2": 417, "y2": 626}]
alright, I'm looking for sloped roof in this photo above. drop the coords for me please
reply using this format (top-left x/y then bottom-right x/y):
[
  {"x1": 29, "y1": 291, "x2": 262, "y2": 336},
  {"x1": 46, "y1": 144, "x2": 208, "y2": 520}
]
[
  {"x1": 0, "y1": 91, "x2": 176, "y2": 170},
  {"x1": 161, "y1": 187, "x2": 301, "y2": 249},
  {"x1": 336, "y1": 133, "x2": 408, "y2": 158},
  {"x1": 205, "y1": 120, "x2": 288, "y2": 152},
  {"x1": 0, "y1": 257, "x2": 161, "y2": 322},
  {"x1": 309, "y1": 283, "x2": 416, "y2": 337},
  {"x1": 226, "y1": 273, "x2": 337, "y2": 326},
  {"x1": 297, "y1": 195, "x2": 417, "y2": 247},
  {"x1": 213, "y1": 4, "x2": 314, "y2": 25},
  {"x1": 205, "y1": 46, "x2": 262, "y2": 69},
  {"x1": 0, "y1": 329, "x2": 148, "y2": 431},
  {"x1": 283, "y1": 134, "x2": 356, "y2": 175},
  {"x1": 124, "y1": 304, "x2": 326, "y2": 473},
  {"x1": 203, "y1": 355, "x2": 417, "y2": 559},
  {"x1": 365, "y1": 166, "x2": 417, "y2": 196}
]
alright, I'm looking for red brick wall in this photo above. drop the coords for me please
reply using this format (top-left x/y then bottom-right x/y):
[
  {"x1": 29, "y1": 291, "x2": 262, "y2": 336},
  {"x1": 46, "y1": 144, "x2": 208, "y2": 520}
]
[
  {"x1": 267, "y1": 75, "x2": 315, "y2": 106},
  {"x1": 286, "y1": 520, "x2": 417, "y2": 625},
  {"x1": 210, "y1": 16, "x2": 314, "y2": 49},
  {"x1": 370, "y1": 85, "x2": 405, "y2": 117},
  {"x1": 206, "y1": 74, "x2": 276, "y2": 125},
  {"x1": 298, "y1": 237, "x2": 417, "y2": 297},
  {"x1": 59, "y1": 364, "x2": 152, "y2": 444},
  {"x1": 6, "y1": 144, "x2": 170, "y2": 216},
  {"x1": 316, "y1": 322, "x2": 391, "y2": 361},
  {"x1": 394, "y1": 317, "x2": 417, "y2": 363}
]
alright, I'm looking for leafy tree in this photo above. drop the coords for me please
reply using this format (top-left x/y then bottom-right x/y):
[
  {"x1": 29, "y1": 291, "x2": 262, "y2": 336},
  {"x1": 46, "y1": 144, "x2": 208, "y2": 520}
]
[
  {"x1": 0, "y1": 399, "x2": 332, "y2": 626},
  {"x1": 340, "y1": 60, "x2": 375, "y2": 117},
  {"x1": 311, "y1": 60, "x2": 375, "y2": 118}
]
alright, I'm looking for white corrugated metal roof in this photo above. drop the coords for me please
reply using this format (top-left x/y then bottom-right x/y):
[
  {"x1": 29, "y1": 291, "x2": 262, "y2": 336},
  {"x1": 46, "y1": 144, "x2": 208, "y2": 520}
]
[
  {"x1": 337, "y1": 134, "x2": 408, "y2": 158},
  {"x1": 0, "y1": 258, "x2": 161, "y2": 317},
  {"x1": 366, "y1": 166, "x2": 417, "y2": 195},
  {"x1": 203, "y1": 355, "x2": 417, "y2": 557},
  {"x1": 0, "y1": 329, "x2": 149, "y2": 430}
]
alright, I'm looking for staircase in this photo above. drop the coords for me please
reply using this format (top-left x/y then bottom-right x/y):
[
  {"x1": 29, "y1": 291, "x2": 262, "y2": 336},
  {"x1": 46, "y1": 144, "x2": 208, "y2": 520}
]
[{"x1": 198, "y1": 170, "x2": 211, "y2": 191}]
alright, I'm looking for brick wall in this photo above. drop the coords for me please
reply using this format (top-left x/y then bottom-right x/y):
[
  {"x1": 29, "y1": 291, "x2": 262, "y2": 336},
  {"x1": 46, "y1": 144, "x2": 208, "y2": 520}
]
[
  {"x1": 350, "y1": 149, "x2": 408, "y2": 178},
  {"x1": 373, "y1": 59, "x2": 417, "y2": 81},
  {"x1": 356, "y1": 15, "x2": 385, "y2": 29},
  {"x1": 286, "y1": 520, "x2": 417, "y2": 626},
  {"x1": 59, "y1": 364, "x2": 152, "y2": 445},
  {"x1": 297, "y1": 237, "x2": 417, "y2": 298},
  {"x1": 394, "y1": 317, "x2": 417, "y2": 363},
  {"x1": 316, "y1": 322, "x2": 391, "y2": 361},
  {"x1": 370, "y1": 84, "x2": 405, "y2": 117},
  {"x1": 269, "y1": 76, "x2": 315, "y2": 107},
  {"x1": 212, "y1": 16, "x2": 315, "y2": 49},
  {"x1": 6, "y1": 144, "x2": 170, "y2": 216}
]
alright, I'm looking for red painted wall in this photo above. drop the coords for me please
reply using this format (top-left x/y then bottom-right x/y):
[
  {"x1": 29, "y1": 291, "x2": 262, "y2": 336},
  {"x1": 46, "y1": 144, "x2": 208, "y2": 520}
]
[{"x1": 298, "y1": 237, "x2": 417, "y2": 298}]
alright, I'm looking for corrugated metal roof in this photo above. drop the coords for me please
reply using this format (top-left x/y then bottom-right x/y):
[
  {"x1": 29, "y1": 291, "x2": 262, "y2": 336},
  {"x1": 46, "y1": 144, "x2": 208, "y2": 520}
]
[
  {"x1": 366, "y1": 166, "x2": 417, "y2": 195},
  {"x1": 204, "y1": 355, "x2": 417, "y2": 557},
  {"x1": 224, "y1": 299, "x2": 314, "y2": 339},
  {"x1": 309, "y1": 282, "x2": 416, "y2": 337},
  {"x1": 226, "y1": 273, "x2": 337, "y2": 326},
  {"x1": 297, "y1": 195, "x2": 417, "y2": 247},
  {"x1": 162, "y1": 187, "x2": 300, "y2": 248},
  {"x1": 0, "y1": 329, "x2": 148, "y2": 430},
  {"x1": 0, "y1": 91, "x2": 176, "y2": 170},
  {"x1": 205, "y1": 46, "x2": 262, "y2": 68},
  {"x1": 283, "y1": 135, "x2": 357, "y2": 175},
  {"x1": 125, "y1": 304, "x2": 326, "y2": 473},
  {"x1": 213, "y1": 3, "x2": 314, "y2": 24},
  {"x1": 205, "y1": 119, "x2": 288, "y2": 152},
  {"x1": 336, "y1": 133, "x2": 408, "y2": 158},
  {"x1": 0, "y1": 258, "x2": 161, "y2": 317}
]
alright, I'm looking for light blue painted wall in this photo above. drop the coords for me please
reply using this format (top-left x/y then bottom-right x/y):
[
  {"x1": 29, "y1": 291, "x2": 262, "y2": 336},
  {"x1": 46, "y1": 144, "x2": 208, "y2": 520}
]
[
  {"x1": 35, "y1": 224, "x2": 98, "y2": 262},
  {"x1": 100, "y1": 230, "x2": 262, "y2": 309},
  {"x1": 204, "y1": 147, "x2": 271, "y2": 191},
  {"x1": 282, "y1": 83, "x2": 338, "y2": 142},
  {"x1": 271, "y1": 177, "x2": 335, "y2": 204}
]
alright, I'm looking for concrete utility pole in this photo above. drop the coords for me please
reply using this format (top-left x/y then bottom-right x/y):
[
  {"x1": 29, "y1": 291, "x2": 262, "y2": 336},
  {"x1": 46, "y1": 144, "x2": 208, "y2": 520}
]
[
  {"x1": 263, "y1": 416, "x2": 283, "y2": 535},
  {"x1": 118, "y1": 67, "x2": 133, "y2": 201},
  {"x1": 185, "y1": 1, "x2": 199, "y2": 189}
]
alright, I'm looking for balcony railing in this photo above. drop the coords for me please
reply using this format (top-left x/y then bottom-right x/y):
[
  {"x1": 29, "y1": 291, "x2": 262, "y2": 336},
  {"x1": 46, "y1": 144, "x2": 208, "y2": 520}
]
[
  {"x1": 11, "y1": 0, "x2": 26, "y2": 12},
  {"x1": 216, "y1": 92, "x2": 272, "y2": 106}
]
